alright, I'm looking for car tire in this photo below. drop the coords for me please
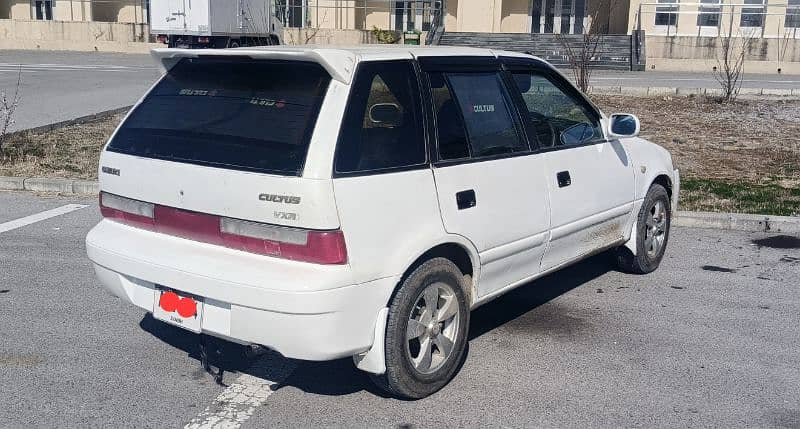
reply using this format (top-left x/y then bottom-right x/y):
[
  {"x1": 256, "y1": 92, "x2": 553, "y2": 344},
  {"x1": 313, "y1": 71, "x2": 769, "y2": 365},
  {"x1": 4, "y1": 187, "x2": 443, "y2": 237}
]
[
  {"x1": 616, "y1": 183, "x2": 671, "y2": 274},
  {"x1": 370, "y1": 257, "x2": 470, "y2": 399}
]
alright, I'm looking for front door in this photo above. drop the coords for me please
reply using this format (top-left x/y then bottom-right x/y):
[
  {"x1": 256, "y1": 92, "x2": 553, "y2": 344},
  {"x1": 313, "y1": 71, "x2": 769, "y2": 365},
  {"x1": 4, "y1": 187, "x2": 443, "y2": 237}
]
[
  {"x1": 505, "y1": 67, "x2": 634, "y2": 271},
  {"x1": 421, "y1": 61, "x2": 552, "y2": 298}
]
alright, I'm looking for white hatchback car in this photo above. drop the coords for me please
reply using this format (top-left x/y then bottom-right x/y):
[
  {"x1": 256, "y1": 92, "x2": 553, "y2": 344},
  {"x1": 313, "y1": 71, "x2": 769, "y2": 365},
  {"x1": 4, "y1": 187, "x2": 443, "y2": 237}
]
[{"x1": 86, "y1": 45, "x2": 679, "y2": 399}]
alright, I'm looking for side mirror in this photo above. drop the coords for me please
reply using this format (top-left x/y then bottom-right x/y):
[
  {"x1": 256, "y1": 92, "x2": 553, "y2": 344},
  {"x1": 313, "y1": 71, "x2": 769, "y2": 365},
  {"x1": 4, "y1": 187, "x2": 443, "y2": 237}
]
[
  {"x1": 609, "y1": 113, "x2": 640, "y2": 138},
  {"x1": 369, "y1": 103, "x2": 402, "y2": 127}
]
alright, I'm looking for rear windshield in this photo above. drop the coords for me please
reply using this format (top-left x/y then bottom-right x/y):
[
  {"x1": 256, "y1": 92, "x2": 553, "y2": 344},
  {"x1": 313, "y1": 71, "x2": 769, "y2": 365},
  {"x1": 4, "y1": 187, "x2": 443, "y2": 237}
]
[{"x1": 107, "y1": 57, "x2": 331, "y2": 175}]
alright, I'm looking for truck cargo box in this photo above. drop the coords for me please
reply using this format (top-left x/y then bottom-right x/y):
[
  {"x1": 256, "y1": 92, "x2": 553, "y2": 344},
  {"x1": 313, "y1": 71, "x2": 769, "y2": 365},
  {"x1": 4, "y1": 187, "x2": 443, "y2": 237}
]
[{"x1": 150, "y1": 0, "x2": 274, "y2": 36}]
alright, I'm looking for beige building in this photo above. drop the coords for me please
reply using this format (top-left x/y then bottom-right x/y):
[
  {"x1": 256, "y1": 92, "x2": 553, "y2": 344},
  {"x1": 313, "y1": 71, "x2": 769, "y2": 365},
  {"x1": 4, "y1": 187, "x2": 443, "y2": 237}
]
[
  {"x1": 285, "y1": 0, "x2": 800, "y2": 40},
  {"x1": 0, "y1": 0, "x2": 147, "y2": 23},
  {"x1": 285, "y1": 0, "x2": 799, "y2": 72}
]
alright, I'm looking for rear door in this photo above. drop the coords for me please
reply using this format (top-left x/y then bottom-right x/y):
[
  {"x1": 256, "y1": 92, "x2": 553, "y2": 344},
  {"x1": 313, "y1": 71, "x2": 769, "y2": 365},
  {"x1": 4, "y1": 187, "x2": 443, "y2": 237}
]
[
  {"x1": 148, "y1": 0, "x2": 181, "y2": 32},
  {"x1": 167, "y1": 0, "x2": 186, "y2": 31},
  {"x1": 419, "y1": 57, "x2": 552, "y2": 298},
  {"x1": 503, "y1": 59, "x2": 634, "y2": 270},
  {"x1": 183, "y1": 0, "x2": 210, "y2": 34}
]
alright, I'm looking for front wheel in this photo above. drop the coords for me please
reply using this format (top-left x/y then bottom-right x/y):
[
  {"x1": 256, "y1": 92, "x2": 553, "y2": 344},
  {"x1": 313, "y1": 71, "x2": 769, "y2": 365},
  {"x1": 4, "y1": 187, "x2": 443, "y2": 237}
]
[
  {"x1": 616, "y1": 183, "x2": 671, "y2": 274},
  {"x1": 370, "y1": 258, "x2": 469, "y2": 399}
]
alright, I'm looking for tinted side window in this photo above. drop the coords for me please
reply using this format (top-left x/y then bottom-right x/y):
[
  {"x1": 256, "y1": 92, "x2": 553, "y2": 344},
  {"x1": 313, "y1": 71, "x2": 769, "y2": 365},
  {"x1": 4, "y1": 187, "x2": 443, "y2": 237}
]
[
  {"x1": 428, "y1": 72, "x2": 470, "y2": 160},
  {"x1": 335, "y1": 61, "x2": 426, "y2": 174},
  {"x1": 446, "y1": 73, "x2": 528, "y2": 158},
  {"x1": 511, "y1": 73, "x2": 603, "y2": 147}
]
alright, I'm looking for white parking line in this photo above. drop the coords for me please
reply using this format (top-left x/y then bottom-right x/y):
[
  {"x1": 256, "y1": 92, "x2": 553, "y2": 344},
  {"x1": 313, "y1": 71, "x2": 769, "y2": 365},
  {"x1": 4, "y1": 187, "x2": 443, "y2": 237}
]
[
  {"x1": 185, "y1": 354, "x2": 297, "y2": 429},
  {"x1": 0, "y1": 204, "x2": 88, "y2": 234}
]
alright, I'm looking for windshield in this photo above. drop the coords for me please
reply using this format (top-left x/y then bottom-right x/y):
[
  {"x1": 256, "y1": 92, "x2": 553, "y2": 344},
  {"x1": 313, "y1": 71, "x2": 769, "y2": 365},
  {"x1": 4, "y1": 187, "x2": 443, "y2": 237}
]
[{"x1": 107, "y1": 57, "x2": 331, "y2": 175}]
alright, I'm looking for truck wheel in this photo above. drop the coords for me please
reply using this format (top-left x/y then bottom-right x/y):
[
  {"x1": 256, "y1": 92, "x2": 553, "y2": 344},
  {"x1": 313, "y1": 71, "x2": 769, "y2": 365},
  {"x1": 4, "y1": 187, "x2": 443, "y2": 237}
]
[
  {"x1": 616, "y1": 184, "x2": 671, "y2": 274},
  {"x1": 227, "y1": 40, "x2": 240, "y2": 48},
  {"x1": 370, "y1": 258, "x2": 469, "y2": 399}
]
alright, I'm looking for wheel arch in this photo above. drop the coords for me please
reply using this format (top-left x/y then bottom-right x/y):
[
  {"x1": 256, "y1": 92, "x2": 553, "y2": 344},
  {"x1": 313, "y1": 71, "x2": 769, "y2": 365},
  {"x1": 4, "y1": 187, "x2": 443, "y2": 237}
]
[
  {"x1": 624, "y1": 173, "x2": 674, "y2": 256},
  {"x1": 390, "y1": 237, "x2": 480, "y2": 307},
  {"x1": 652, "y1": 174, "x2": 673, "y2": 202}
]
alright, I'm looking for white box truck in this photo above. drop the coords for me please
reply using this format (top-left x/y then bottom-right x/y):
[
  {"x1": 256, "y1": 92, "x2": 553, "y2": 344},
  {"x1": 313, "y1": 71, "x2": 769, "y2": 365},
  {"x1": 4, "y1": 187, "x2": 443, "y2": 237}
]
[{"x1": 150, "y1": 0, "x2": 284, "y2": 48}]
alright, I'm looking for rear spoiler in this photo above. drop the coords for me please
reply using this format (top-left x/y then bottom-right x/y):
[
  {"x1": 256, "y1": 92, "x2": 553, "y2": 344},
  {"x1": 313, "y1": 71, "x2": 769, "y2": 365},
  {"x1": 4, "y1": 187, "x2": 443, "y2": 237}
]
[{"x1": 151, "y1": 48, "x2": 357, "y2": 84}]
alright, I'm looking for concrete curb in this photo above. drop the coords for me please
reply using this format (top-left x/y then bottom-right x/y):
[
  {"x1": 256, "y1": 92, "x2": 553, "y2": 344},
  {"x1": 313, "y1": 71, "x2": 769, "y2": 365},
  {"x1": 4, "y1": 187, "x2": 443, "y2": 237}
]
[
  {"x1": 1, "y1": 177, "x2": 798, "y2": 233},
  {"x1": 0, "y1": 176, "x2": 98, "y2": 195},
  {"x1": 591, "y1": 86, "x2": 800, "y2": 98},
  {"x1": 674, "y1": 211, "x2": 800, "y2": 233}
]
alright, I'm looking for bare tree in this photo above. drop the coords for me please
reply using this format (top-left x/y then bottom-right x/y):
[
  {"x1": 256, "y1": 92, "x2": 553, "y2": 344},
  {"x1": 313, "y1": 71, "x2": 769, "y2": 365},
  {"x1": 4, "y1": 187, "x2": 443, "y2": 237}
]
[
  {"x1": 0, "y1": 67, "x2": 22, "y2": 152},
  {"x1": 285, "y1": 17, "x2": 327, "y2": 45},
  {"x1": 555, "y1": 0, "x2": 617, "y2": 93},
  {"x1": 777, "y1": 27, "x2": 794, "y2": 73},
  {"x1": 713, "y1": 10, "x2": 754, "y2": 102}
]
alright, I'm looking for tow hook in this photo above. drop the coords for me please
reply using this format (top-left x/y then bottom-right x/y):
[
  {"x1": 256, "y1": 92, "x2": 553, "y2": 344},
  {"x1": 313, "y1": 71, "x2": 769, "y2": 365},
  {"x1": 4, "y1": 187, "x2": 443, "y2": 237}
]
[
  {"x1": 199, "y1": 334, "x2": 226, "y2": 386},
  {"x1": 199, "y1": 335, "x2": 269, "y2": 386}
]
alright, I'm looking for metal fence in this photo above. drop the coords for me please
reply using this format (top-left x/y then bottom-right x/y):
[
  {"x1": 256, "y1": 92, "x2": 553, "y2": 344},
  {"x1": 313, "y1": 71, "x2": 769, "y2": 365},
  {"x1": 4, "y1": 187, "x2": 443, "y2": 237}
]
[
  {"x1": 17, "y1": 0, "x2": 439, "y2": 31},
  {"x1": 274, "y1": 0, "x2": 438, "y2": 31}
]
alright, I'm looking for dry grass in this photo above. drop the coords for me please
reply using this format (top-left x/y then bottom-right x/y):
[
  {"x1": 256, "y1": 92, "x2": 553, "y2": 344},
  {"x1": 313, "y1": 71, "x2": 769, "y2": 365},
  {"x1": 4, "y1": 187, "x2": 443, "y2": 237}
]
[
  {"x1": 0, "y1": 114, "x2": 123, "y2": 180},
  {"x1": 592, "y1": 95, "x2": 800, "y2": 216},
  {"x1": 592, "y1": 95, "x2": 800, "y2": 185}
]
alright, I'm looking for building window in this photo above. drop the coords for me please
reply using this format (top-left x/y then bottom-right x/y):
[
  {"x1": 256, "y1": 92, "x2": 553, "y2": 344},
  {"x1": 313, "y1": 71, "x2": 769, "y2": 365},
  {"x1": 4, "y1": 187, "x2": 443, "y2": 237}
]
[
  {"x1": 787, "y1": 0, "x2": 800, "y2": 28},
  {"x1": 391, "y1": 1, "x2": 431, "y2": 32},
  {"x1": 33, "y1": 0, "x2": 53, "y2": 20},
  {"x1": 276, "y1": 0, "x2": 305, "y2": 28},
  {"x1": 655, "y1": 0, "x2": 679, "y2": 26},
  {"x1": 740, "y1": 0, "x2": 765, "y2": 27},
  {"x1": 697, "y1": 0, "x2": 721, "y2": 27}
]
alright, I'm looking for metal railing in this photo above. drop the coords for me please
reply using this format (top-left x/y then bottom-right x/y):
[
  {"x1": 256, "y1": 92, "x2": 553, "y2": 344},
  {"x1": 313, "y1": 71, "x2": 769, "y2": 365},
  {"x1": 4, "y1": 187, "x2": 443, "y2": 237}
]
[{"x1": 275, "y1": 0, "x2": 438, "y2": 32}]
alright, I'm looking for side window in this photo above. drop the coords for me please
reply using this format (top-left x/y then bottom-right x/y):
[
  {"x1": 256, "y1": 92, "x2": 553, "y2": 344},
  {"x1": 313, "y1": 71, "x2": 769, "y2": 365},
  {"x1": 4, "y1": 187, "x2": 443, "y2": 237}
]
[
  {"x1": 428, "y1": 72, "x2": 470, "y2": 160},
  {"x1": 444, "y1": 73, "x2": 528, "y2": 158},
  {"x1": 511, "y1": 72, "x2": 603, "y2": 148},
  {"x1": 335, "y1": 61, "x2": 426, "y2": 174}
]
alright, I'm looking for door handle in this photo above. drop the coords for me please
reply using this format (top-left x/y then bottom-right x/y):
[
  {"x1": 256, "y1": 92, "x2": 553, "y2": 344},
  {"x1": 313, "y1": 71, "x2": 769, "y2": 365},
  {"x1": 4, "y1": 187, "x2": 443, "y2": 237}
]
[
  {"x1": 557, "y1": 171, "x2": 571, "y2": 188},
  {"x1": 456, "y1": 189, "x2": 476, "y2": 210}
]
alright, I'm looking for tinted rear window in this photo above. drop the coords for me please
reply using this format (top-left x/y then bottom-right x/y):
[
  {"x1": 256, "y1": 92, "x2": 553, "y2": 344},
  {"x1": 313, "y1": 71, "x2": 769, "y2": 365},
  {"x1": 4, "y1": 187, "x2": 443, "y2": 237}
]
[{"x1": 107, "y1": 58, "x2": 331, "y2": 175}]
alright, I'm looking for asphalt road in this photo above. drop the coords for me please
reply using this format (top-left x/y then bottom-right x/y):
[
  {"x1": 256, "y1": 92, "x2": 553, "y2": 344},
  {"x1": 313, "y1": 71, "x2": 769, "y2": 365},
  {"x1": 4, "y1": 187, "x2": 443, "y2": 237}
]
[
  {"x1": 1, "y1": 190, "x2": 799, "y2": 428},
  {"x1": 1, "y1": 49, "x2": 798, "y2": 132},
  {"x1": 0, "y1": 50, "x2": 160, "y2": 132}
]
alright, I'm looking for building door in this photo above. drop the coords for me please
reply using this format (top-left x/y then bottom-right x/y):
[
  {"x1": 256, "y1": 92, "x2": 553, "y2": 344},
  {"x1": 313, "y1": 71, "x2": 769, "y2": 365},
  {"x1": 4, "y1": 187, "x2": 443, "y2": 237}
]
[
  {"x1": 33, "y1": 0, "x2": 53, "y2": 20},
  {"x1": 530, "y1": 0, "x2": 585, "y2": 34}
]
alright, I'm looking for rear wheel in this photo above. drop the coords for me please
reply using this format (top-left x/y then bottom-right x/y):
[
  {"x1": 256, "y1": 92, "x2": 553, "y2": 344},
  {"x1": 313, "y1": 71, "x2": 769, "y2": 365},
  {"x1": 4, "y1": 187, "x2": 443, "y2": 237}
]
[
  {"x1": 616, "y1": 183, "x2": 671, "y2": 274},
  {"x1": 370, "y1": 258, "x2": 469, "y2": 399}
]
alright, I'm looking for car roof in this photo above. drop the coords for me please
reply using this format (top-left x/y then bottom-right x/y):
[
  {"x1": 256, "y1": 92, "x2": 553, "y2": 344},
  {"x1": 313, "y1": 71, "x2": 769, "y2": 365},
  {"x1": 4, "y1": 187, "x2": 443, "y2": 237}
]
[{"x1": 151, "y1": 45, "x2": 541, "y2": 84}]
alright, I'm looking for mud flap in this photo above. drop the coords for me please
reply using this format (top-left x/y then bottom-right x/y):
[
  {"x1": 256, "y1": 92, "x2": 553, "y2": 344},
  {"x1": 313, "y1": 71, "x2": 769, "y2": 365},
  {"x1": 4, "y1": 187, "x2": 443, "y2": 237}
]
[
  {"x1": 352, "y1": 307, "x2": 388, "y2": 375},
  {"x1": 624, "y1": 199, "x2": 646, "y2": 256}
]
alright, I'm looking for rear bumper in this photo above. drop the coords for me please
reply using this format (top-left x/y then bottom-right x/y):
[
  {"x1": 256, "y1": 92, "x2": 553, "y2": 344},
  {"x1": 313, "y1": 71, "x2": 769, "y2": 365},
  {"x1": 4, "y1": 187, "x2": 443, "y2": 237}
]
[{"x1": 86, "y1": 219, "x2": 397, "y2": 360}]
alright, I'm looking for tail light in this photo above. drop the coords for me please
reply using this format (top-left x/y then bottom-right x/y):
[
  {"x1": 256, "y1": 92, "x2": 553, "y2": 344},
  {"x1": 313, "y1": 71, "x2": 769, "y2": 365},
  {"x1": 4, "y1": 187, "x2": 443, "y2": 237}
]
[
  {"x1": 157, "y1": 35, "x2": 168, "y2": 44},
  {"x1": 99, "y1": 192, "x2": 347, "y2": 265},
  {"x1": 100, "y1": 192, "x2": 155, "y2": 229},
  {"x1": 197, "y1": 36, "x2": 210, "y2": 44}
]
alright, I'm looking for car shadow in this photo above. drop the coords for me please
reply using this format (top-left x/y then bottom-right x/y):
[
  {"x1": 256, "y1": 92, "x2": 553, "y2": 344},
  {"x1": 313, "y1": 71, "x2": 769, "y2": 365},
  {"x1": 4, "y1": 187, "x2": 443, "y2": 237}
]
[
  {"x1": 138, "y1": 252, "x2": 614, "y2": 397},
  {"x1": 139, "y1": 314, "x2": 256, "y2": 380}
]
